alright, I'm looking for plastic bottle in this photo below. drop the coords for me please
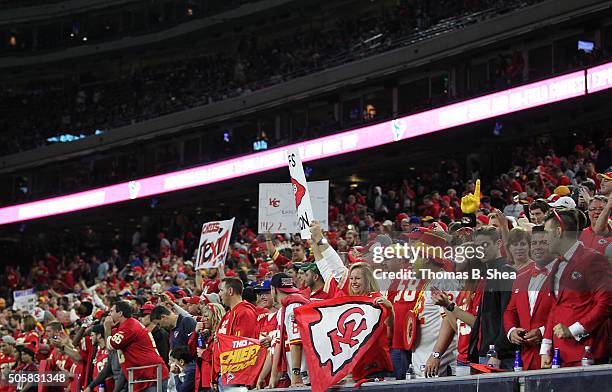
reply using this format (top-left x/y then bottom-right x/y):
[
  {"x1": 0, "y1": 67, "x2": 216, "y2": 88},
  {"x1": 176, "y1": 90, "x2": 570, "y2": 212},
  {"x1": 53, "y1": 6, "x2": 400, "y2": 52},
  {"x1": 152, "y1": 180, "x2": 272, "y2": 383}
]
[
  {"x1": 581, "y1": 346, "x2": 594, "y2": 366},
  {"x1": 551, "y1": 348, "x2": 561, "y2": 369},
  {"x1": 98, "y1": 384, "x2": 105, "y2": 392},
  {"x1": 513, "y1": 350, "x2": 523, "y2": 371},
  {"x1": 406, "y1": 364, "x2": 415, "y2": 380},
  {"x1": 486, "y1": 344, "x2": 498, "y2": 367},
  {"x1": 197, "y1": 333, "x2": 204, "y2": 348}
]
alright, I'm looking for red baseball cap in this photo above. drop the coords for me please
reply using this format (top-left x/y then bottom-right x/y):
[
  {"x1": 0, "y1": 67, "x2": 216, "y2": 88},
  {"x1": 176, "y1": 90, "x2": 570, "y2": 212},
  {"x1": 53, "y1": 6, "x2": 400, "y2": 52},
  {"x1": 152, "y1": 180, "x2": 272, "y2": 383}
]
[
  {"x1": 139, "y1": 304, "x2": 155, "y2": 316},
  {"x1": 185, "y1": 296, "x2": 200, "y2": 305}
]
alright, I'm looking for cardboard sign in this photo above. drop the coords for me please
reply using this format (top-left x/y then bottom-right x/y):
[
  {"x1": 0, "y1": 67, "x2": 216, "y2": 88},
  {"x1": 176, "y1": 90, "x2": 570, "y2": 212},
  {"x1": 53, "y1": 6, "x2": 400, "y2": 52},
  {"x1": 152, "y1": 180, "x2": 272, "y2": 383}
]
[
  {"x1": 258, "y1": 180, "x2": 328, "y2": 234},
  {"x1": 195, "y1": 218, "x2": 235, "y2": 269},
  {"x1": 287, "y1": 149, "x2": 314, "y2": 239},
  {"x1": 13, "y1": 288, "x2": 37, "y2": 312}
]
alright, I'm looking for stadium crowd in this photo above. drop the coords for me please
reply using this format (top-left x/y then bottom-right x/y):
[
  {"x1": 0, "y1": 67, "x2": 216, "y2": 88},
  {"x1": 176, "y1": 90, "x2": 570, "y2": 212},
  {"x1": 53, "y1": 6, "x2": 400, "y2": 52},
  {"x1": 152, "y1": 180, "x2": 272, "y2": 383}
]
[
  {"x1": 0, "y1": 0, "x2": 546, "y2": 157},
  {"x1": 0, "y1": 124, "x2": 609, "y2": 391}
]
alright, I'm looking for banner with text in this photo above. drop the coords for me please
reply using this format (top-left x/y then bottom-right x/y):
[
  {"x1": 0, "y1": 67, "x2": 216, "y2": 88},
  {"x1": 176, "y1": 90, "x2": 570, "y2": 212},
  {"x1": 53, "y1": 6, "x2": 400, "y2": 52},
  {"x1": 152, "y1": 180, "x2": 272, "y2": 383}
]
[
  {"x1": 258, "y1": 180, "x2": 328, "y2": 234},
  {"x1": 195, "y1": 218, "x2": 235, "y2": 269},
  {"x1": 217, "y1": 334, "x2": 267, "y2": 386}
]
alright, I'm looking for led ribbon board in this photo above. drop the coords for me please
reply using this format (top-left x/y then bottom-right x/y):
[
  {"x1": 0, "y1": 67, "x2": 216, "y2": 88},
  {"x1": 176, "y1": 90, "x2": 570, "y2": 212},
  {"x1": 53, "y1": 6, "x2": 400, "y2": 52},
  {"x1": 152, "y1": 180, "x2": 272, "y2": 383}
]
[{"x1": 1, "y1": 62, "x2": 611, "y2": 226}]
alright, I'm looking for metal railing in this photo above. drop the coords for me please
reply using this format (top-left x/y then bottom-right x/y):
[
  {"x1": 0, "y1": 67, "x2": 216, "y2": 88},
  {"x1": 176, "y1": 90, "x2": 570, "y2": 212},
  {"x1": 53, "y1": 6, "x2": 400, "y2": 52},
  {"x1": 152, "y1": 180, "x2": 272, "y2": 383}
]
[{"x1": 127, "y1": 364, "x2": 163, "y2": 392}]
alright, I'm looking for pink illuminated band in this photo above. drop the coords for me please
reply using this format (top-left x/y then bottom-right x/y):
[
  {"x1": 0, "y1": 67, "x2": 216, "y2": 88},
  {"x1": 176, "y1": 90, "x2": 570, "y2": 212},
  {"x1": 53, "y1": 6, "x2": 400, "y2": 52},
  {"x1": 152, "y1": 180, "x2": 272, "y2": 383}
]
[{"x1": 0, "y1": 62, "x2": 610, "y2": 226}]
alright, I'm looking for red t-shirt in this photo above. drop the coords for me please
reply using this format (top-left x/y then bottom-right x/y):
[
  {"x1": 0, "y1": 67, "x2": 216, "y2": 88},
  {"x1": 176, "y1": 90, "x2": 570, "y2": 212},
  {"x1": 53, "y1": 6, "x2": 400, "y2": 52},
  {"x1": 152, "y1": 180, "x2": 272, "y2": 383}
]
[
  {"x1": 579, "y1": 226, "x2": 611, "y2": 255},
  {"x1": 107, "y1": 318, "x2": 169, "y2": 392},
  {"x1": 455, "y1": 282, "x2": 484, "y2": 363}
]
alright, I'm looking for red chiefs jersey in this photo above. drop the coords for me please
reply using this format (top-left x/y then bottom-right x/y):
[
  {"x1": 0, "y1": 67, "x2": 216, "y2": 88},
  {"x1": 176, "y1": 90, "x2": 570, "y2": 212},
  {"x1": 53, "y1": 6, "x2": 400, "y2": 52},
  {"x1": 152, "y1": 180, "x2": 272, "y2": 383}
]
[
  {"x1": 0, "y1": 352, "x2": 15, "y2": 369},
  {"x1": 579, "y1": 226, "x2": 611, "y2": 255},
  {"x1": 385, "y1": 278, "x2": 426, "y2": 350},
  {"x1": 92, "y1": 347, "x2": 114, "y2": 392},
  {"x1": 107, "y1": 318, "x2": 169, "y2": 392},
  {"x1": 201, "y1": 277, "x2": 220, "y2": 294},
  {"x1": 79, "y1": 335, "x2": 94, "y2": 389},
  {"x1": 257, "y1": 311, "x2": 279, "y2": 344},
  {"x1": 455, "y1": 283, "x2": 484, "y2": 363},
  {"x1": 16, "y1": 331, "x2": 39, "y2": 353},
  {"x1": 48, "y1": 347, "x2": 77, "y2": 374}
]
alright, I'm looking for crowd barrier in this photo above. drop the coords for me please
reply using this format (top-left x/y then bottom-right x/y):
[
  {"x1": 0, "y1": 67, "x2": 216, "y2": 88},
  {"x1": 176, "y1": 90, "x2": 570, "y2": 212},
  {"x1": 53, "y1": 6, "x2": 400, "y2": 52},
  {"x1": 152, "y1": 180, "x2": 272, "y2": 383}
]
[{"x1": 271, "y1": 364, "x2": 612, "y2": 392}]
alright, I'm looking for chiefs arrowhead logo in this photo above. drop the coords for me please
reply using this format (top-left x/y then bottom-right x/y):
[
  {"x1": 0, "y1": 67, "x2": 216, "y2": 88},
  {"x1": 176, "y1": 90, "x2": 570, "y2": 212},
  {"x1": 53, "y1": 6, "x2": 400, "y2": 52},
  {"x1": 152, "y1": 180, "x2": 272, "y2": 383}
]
[
  {"x1": 308, "y1": 302, "x2": 382, "y2": 375},
  {"x1": 291, "y1": 177, "x2": 306, "y2": 208}
]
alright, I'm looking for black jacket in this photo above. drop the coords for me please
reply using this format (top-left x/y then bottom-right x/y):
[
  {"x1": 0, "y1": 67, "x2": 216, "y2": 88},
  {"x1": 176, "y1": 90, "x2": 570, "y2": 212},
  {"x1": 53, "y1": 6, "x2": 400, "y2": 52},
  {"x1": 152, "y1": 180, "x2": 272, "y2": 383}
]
[
  {"x1": 468, "y1": 257, "x2": 517, "y2": 361},
  {"x1": 152, "y1": 325, "x2": 170, "y2": 365}
]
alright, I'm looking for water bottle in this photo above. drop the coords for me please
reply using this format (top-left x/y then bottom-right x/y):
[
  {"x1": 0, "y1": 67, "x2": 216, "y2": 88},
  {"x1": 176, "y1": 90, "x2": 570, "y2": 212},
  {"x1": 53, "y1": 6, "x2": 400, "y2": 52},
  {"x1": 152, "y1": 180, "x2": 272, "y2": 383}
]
[
  {"x1": 197, "y1": 333, "x2": 204, "y2": 348},
  {"x1": 581, "y1": 346, "x2": 594, "y2": 366},
  {"x1": 419, "y1": 364, "x2": 426, "y2": 378},
  {"x1": 406, "y1": 364, "x2": 415, "y2": 380},
  {"x1": 98, "y1": 384, "x2": 105, "y2": 392},
  {"x1": 551, "y1": 348, "x2": 561, "y2": 369},
  {"x1": 513, "y1": 350, "x2": 523, "y2": 371},
  {"x1": 486, "y1": 344, "x2": 498, "y2": 367}
]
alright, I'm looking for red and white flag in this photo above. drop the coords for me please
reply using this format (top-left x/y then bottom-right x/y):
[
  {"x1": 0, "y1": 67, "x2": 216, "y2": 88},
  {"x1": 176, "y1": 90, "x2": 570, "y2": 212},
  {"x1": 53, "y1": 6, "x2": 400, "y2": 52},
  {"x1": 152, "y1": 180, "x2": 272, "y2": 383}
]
[{"x1": 294, "y1": 296, "x2": 390, "y2": 392}]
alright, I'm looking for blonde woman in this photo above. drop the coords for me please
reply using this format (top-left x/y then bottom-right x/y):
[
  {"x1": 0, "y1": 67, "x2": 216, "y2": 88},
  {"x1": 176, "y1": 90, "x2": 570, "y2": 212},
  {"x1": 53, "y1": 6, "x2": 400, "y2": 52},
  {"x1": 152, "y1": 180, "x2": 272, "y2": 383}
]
[
  {"x1": 310, "y1": 222, "x2": 393, "y2": 382},
  {"x1": 188, "y1": 302, "x2": 225, "y2": 392}
]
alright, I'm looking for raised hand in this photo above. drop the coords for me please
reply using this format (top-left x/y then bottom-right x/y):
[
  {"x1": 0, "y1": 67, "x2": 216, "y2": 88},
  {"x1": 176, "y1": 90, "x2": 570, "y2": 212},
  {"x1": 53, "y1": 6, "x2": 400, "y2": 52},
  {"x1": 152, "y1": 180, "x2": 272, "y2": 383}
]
[{"x1": 461, "y1": 180, "x2": 481, "y2": 214}]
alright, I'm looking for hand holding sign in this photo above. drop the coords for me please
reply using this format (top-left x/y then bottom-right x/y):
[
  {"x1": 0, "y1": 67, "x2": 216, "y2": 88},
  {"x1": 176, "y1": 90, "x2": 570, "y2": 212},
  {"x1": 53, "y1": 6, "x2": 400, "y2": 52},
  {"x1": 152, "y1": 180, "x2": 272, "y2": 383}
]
[{"x1": 287, "y1": 149, "x2": 314, "y2": 239}]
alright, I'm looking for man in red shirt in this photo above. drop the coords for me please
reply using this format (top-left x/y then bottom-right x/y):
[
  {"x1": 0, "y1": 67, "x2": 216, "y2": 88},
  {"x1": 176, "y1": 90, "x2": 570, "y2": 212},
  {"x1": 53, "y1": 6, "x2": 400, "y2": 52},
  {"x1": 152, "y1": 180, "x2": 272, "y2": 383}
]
[
  {"x1": 0, "y1": 336, "x2": 16, "y2": 370},
  {"x1": 215, "y1": 277, "x2": 258, "y2": 389},
  {"x1": 579, "y1": 196, "x2": 610, "y2": 254},
  {"x1": 300, "y1": 263, "x2": 332, "y2": 301},
  {"x1": 197, "y1": 268, "x2": 220, "y2": 295},
  {"x1": 104, "y1": 301, "x2": 169, "y2": 392}
]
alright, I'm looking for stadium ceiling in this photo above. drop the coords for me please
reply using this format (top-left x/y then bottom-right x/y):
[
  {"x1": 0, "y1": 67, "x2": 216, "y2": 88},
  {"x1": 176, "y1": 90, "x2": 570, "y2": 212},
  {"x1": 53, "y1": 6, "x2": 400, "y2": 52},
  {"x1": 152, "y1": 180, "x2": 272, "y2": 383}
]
[{"x1": 0, "y1": 61, "x2": 611, "y2": 226}]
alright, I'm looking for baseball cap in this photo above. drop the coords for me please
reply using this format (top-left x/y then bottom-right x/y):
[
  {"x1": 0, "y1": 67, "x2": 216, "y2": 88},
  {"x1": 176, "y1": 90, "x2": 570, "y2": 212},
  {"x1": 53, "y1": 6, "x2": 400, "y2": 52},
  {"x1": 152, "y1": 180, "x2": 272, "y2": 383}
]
[
  {"x1": 300, "y1": 263, "x2": 321, "y2": 276},
  {"x1": 554, "y1": 185, "x2": 571, "y2": 197},
  {"x1": 184, "y1": 296, "x2": 200, "y2": 305},
  {"x1": 2, "y1": 336, "x2": 15, "y2": 345},
  {"x1": 254, "y1": 279, "x2": 272, "y2": 293},
  {"x1": 549, "y1": 196, "x2": 576, "y2": 209},
  {"x1": 138, "y1": 303, "x2": 155, "y2": 316},
  {"x1": 597, "y1": 172, "x2": 612, "y2": 181},
  {"x1": 270, "y1": 273, "x2": 299, "y2": 293},
  {"x1": 421, "y1": 216, "x2": 434, "y2": 223},
  {"x1": 409, "y1": 216, "x2": 421, "y2": 224},
  {"x1": 200, "y1": 293, "x2": 221, "y2": 304}
]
